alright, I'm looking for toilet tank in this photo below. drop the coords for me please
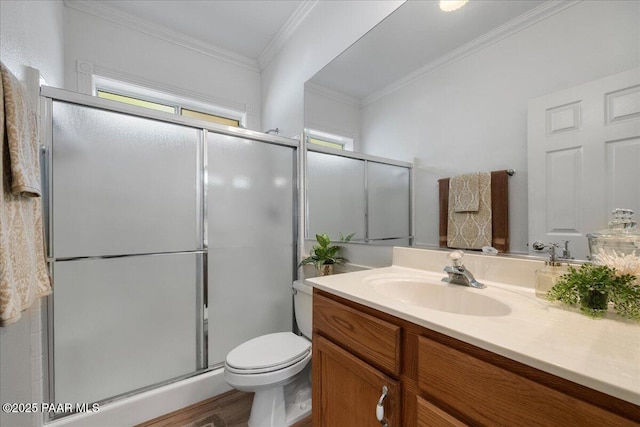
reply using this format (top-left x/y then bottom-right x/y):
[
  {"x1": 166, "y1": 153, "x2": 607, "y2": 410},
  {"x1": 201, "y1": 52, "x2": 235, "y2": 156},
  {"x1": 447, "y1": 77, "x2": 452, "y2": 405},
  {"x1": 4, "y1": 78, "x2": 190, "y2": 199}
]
[{"x1": 293, "y1": 280, "x2": 313, "y2": 339}]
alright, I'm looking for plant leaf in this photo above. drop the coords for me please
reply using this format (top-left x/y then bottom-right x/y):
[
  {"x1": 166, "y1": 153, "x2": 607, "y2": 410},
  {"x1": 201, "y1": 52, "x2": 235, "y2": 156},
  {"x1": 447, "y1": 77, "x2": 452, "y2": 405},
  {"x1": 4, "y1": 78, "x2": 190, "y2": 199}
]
[
  {"x1": 326, "y1": 246, "x2": 341, "y2": 258},
  {"x1": 316, "y1": 233, "x2": 330, "y2": 247},
  {"x1": 340, "y1": 232, "x2": 355, "y2": 242},
  {"x1": 298, "y1": 256, "x2": 317, "y2": 267}
]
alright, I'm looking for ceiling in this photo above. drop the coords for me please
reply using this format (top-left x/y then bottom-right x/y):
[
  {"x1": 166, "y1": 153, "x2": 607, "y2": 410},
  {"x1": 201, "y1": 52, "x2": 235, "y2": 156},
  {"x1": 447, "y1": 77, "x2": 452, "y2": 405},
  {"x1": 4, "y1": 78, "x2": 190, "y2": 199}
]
[
  {"x1": 75, "y1": 0, "x2": 307, "y2": 66},
  {"x1": 309, "y1": 0, "x2": 547, "y2": 100}
]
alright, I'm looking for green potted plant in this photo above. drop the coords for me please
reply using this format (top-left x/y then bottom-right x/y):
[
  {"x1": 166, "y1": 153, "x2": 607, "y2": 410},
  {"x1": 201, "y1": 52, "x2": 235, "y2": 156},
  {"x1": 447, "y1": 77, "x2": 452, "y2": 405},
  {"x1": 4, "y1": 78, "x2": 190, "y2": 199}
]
[
  {"x1": 299, "y1": 233, "x2": 353, "y2": 276},
  {"x1": 547, "y1": 263, "x2": 639, "y2": 320}
]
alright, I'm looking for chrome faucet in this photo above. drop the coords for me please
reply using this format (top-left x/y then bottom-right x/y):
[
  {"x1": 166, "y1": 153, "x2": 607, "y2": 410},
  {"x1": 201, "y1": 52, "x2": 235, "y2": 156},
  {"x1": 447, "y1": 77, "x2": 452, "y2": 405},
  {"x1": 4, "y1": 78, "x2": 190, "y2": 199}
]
[
  {"x1": 442, "y1": 250, "x2": 486, "y2": 289},
  {"x1": 532, "y1": 240, "x2": 573, "y2": 260}
]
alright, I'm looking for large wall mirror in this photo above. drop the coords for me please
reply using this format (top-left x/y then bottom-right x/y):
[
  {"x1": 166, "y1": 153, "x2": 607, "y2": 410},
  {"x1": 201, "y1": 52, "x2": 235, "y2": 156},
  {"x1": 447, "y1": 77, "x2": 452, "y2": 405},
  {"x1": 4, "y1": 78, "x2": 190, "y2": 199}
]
[{"x1": 304, "y1": 0, "x2": 640, "y2": 260}]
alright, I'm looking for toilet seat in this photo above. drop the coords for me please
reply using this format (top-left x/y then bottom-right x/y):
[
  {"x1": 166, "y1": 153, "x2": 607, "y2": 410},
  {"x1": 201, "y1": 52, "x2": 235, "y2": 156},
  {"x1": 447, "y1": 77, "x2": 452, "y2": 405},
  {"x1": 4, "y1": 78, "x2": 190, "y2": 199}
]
[{"x1": 225, "y1": 332, "x2": 311, "y2": 375}]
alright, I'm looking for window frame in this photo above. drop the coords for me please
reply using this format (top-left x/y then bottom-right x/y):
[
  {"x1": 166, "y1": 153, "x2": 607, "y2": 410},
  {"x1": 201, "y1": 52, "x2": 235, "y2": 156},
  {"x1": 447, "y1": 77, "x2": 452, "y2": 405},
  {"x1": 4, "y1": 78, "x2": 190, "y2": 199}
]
[
  {"x1": 305, "y1": 128, "x2": 353, "y2": 151},
  {"x1": 93, "y1": 75, "x2": 246, "y2": 128}
]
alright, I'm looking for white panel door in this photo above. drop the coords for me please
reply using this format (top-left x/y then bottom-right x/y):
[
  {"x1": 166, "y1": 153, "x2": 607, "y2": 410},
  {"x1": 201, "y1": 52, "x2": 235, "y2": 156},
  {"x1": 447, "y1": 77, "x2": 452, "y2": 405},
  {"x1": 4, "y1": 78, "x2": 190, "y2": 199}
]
[{"x1": 528, "y1": 68, "x2": 640, "y2": 259}]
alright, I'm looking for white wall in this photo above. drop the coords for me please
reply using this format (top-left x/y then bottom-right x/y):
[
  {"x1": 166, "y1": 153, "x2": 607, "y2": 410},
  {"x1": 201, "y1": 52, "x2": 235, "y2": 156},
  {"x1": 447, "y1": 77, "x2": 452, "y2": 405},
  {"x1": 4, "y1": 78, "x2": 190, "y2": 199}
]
[
  {"x1": 304, "y1": 85, "x2": 361, "y2": 151},
  {"x1": 261, "y1": 0, "x2": 404, "y2": 139},
  {"x1": 360, "y1": 1, "x2": 640, "y2": 254},
  {"x1": 0, "y1": 0, "x2": 65, "y2": 87},
  {"x1": 63, "y1": 5, "x2": 263, "y2": 131},
  {"x1": 1, "y1": 2, "x2": 65, "y2": 425}
]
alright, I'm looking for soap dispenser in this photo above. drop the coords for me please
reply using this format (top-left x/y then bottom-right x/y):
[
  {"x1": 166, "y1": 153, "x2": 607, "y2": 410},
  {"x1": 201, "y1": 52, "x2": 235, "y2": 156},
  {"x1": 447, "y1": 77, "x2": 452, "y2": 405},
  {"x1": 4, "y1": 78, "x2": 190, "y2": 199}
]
[{"x1": 532, "y1": 242, "x2": 567, "y2": 299}]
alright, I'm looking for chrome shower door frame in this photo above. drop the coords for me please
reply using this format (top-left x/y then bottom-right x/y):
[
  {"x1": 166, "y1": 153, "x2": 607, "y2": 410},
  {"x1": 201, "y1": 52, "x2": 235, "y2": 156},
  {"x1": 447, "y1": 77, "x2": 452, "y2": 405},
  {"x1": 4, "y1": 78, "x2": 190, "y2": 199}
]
[{"x1": 39, "y1": 86, "x2": 299, "y2": 423}]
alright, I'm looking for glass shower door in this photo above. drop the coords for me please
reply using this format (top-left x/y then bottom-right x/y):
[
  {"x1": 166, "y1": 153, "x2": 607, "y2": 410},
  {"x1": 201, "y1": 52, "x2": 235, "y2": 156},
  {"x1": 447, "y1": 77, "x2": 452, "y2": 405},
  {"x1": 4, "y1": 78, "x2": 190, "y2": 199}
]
[
  {"x1": 51, "y1": 102, "x2": 201, "y2": 258},
  {"x1": 367, "y1": 161, "x2": 411, "y2": 242},
  {"x1": 52, "y1": 254, "x2": 200, "y2": 404},
  {"x1": 49, "y1": 101, "x2": 204, "y2": 406},
  {"x1": 306, "y1": 151, "x2": 366, "y2": 240},
  {"x1": 206, "y1": 133, "x2": 296, "y2": 365}
]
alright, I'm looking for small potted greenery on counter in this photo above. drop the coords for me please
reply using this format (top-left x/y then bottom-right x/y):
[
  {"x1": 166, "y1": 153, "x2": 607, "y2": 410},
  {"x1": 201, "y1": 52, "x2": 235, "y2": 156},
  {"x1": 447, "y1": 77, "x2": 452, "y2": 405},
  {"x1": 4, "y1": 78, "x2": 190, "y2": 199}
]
[
  {"x1": 299, "y1": 232, "x2": 354, "y2": 276},
  {"x1": 547, "y1": 263, "x2": 639, "y2": 320}
]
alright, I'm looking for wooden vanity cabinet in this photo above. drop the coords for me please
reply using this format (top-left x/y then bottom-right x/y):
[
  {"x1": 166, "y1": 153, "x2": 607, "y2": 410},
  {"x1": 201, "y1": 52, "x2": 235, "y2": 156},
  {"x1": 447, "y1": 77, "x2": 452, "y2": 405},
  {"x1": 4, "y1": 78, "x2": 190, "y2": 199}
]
[
  {"x1": 313, "y1": 289, "x2": 640, "y2": 427},
  {"x1": 313, "y1": 292, "x2": 401, "y2": 426}
]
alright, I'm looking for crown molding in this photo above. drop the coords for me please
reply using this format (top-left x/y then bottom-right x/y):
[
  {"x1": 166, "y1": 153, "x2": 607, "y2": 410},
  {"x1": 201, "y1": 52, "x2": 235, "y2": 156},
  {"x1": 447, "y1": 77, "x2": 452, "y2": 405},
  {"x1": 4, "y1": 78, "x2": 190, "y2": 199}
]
[
  {"x1": 305, "y1": 81, "x2": 361, "y2": 108},
  {"x1": 258, "y1": 1, "x2": 319, "y2": 71},
  {"x1": 64, "y1": 0, "x2": 260, "y2": 73},
  {"x1": 361, "y1": 0, "x2": 581, "y2": 107}
]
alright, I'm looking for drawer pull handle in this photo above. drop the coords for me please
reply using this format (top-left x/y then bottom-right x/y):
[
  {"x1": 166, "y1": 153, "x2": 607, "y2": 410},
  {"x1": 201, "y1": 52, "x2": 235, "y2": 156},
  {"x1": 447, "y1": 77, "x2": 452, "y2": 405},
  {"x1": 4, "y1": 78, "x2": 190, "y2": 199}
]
[{"x1": 376, "y1": 385, "x2": 389, "y2": 426}]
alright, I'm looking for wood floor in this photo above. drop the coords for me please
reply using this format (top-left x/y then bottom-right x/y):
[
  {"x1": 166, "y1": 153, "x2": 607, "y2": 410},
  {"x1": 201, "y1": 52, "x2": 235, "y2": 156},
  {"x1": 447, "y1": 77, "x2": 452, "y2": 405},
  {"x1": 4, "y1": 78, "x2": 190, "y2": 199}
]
[{"x1": 136, "y1": 390, "x2": 312, "y2": 427}]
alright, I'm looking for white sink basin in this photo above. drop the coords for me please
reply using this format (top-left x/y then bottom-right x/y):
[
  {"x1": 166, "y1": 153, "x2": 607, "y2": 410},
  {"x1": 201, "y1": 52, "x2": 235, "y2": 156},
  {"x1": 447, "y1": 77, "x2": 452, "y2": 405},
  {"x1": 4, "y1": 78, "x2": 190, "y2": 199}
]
[{"x1": 364, "y1": 274, "x2": 512, "y2": 317}]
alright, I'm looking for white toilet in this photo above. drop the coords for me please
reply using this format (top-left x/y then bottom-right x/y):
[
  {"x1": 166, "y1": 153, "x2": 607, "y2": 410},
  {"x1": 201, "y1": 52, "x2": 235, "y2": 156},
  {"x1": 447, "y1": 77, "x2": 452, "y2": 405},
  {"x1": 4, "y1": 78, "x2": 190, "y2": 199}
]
[{"x1": 224, "y1": 280, "x2": 313, "y2": 427}]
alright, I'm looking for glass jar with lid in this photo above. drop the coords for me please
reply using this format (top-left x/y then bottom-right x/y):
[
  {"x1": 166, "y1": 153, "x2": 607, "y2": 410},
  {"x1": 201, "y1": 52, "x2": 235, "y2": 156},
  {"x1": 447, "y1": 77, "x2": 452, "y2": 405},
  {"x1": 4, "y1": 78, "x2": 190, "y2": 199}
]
[{"x1": 587, "y1": 209, "x2": 640, "y2": 278}]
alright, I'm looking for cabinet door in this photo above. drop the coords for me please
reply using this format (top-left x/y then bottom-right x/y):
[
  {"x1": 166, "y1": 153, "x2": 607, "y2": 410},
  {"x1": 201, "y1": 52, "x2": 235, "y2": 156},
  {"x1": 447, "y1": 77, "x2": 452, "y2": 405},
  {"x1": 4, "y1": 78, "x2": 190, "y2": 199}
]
[
  {"x1": 313, "y1": 335, "x2": 400, "y2": 427},
  {"x1": 415, "y1": 395, "x2": 467, "y2": 427}
]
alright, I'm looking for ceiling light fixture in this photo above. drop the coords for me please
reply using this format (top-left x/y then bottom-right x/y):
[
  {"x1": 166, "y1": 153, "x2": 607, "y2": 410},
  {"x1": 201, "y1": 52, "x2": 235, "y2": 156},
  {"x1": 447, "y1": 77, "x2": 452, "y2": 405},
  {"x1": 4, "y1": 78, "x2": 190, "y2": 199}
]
[{"x1": 439, "y1": 0, "x2": 469, "y2": 12}]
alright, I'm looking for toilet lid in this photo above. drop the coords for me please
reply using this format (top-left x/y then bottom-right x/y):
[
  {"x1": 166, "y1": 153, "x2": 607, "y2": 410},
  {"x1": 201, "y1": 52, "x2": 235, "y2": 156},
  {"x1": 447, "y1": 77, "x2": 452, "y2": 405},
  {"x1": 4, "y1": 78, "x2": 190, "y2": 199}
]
[{"x1": 226, "y1": 332, "x2": 311, "y2": 372}]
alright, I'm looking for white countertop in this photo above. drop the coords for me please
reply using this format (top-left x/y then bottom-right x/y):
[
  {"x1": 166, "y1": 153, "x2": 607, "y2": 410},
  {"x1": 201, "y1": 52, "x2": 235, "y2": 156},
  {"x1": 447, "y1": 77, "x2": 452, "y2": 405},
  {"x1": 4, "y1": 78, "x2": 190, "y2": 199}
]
[{"x1": 308, "y1": 264, "x2": 640, "y2": 406}]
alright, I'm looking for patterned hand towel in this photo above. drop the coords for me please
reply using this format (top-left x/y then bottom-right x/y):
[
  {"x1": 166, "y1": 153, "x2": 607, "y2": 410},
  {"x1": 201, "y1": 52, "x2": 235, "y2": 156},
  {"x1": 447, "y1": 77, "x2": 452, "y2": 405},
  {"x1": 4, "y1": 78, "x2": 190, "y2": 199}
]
[
  {"x1": 1, "y1": 64, "x2": 41, "y2": 197},
  {"x1": 447, "y1": 172, "x2": 492, "y2": 249},
  {"x1": 450, "y1": 172, "x2": 479, "y2": 212},
  {"x1": 0, "y1": 62, "x2": 52, "y2": 326}
]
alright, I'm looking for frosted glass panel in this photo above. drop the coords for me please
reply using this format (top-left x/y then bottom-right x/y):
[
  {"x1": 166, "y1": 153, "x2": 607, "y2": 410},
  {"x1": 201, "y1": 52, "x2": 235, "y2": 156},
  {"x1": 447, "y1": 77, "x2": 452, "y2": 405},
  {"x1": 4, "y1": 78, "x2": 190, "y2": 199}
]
[
  {"x1": 53, "y1": 254, "x2": 198, "y2": 404},
  {"x1": 207, "y1": 247, "x2": 293, "y2": 364},
  {"x1": 307, "y1": 152, "x2": 365, "y2": 240},
  {"x1": 368, "y1": 162, "x2": 410, "y2": 239},
  {"x1": 52, "y1": 101, "x2": 200, "y2": 257},
  {"x1": 207, "y1": 134, "x2": 294, "y2": 248},
  {"x1": 206, "y1": 134, "x2": 295, "y2": 365}
]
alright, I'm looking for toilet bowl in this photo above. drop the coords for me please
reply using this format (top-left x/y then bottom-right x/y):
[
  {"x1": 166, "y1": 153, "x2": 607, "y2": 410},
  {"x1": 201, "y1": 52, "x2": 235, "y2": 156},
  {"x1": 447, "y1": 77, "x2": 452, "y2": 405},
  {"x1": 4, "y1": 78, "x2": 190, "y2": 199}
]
[{"x1": 224, "y1": 280, "x2": 313, "y2": 427}]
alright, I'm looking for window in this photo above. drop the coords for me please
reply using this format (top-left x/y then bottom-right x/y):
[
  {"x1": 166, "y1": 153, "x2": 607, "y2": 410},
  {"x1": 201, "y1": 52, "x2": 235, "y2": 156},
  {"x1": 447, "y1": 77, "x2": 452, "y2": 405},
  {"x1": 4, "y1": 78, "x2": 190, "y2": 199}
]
[
  {"x1": 180, "y1": 108, "x2": 239, "y2": 127},
  {"x1": 305, "y1": 129, "x2": 353, "y2": 151},
  {"x1": 307, "y1": 137, "x2": 344, "y2": 150},
  {"x1": 94, "y1": 76, "x2": 245, "y2": 128},
  {"x1": 97, "y1": 91, "x2": 174, "y2": 113}
]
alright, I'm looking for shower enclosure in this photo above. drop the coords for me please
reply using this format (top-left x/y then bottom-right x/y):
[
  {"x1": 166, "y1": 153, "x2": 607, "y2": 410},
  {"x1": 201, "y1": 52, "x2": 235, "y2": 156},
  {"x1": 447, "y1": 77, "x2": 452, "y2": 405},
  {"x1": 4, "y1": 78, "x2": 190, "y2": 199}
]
[
  {"x1": 306, "y1": 147, "x2": 412, "y2": 245},
  {"x1": 40, "y1": 87, "x2": 297, "y2": 419}
]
